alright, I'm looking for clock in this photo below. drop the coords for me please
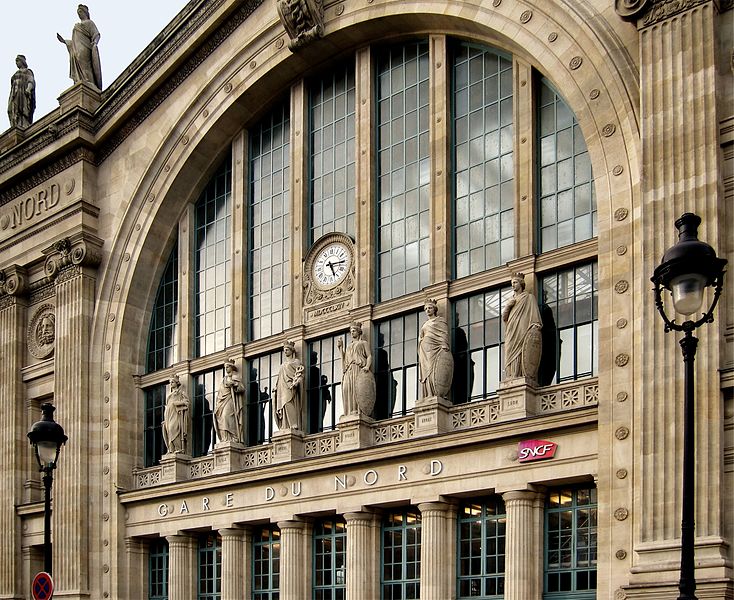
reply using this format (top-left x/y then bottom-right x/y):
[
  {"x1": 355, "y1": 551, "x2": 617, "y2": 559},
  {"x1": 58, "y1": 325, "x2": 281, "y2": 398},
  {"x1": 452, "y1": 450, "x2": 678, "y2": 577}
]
[{"x1": 313, "y1": 241, "x2": 352, "y2": 288}]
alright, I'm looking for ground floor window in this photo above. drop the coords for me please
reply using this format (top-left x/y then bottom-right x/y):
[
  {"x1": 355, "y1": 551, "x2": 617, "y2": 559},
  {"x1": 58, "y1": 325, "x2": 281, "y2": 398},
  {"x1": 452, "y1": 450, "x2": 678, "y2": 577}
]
[
  {"x1": 381, "y1": 509, "x2": 421, "y2": 599},
  {"x1": 457, "y1": 496, "x2": 506, "y2": 598},
  {"x1": 198, "y1": 533, "x2": 222, "y2": 600},
  {"x1": 544, "y1": 486, "x2": 597, "y2": 598},
  {"x1": 314, "y1": 518, "x2": 346, "y2": 599},
  {"x1": 254, "y1": 526, "x2": 281, "y2": 599},
  {"x1": 149, "y1": 538, "x2": 169, "y2": 600}
]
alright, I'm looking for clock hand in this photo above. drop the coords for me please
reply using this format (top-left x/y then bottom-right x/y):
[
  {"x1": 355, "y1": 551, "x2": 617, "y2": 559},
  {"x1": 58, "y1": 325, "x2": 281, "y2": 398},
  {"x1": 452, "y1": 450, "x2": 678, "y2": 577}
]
[{"x1": 328, "y1": 261, "x2": 337, "y2": 276}]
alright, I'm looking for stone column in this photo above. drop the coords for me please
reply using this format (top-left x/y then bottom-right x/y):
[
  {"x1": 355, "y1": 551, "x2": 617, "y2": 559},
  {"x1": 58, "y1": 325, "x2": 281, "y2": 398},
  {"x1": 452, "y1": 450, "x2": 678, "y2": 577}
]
[
  {"x1": 502, "y1": 490, "x2": 544, "y2": 600},
  {"x1": 166, "y1": 534, "x2": 196, "y2": 600},
  {"x1": 124, "y1": 538, "x2": 147, "y2": 600},
  {"x1": 0, "y1": 267, "x2": 26, "y2": 600},
  {"x1": 44, "y1": 235, "x2": 101, "y2": 599},
  {"x1": 277, "y1": 520, "x2": 310, "y2": 600},
  {"x1": 418, "y1": 502, "x2": 456, "y2": 600},
  {"x1": 344, "y1": 511, "x2": 380, "y2": 600},
  {"x1": 220, "y1": 528, "x2": 246, "y2": 600}
]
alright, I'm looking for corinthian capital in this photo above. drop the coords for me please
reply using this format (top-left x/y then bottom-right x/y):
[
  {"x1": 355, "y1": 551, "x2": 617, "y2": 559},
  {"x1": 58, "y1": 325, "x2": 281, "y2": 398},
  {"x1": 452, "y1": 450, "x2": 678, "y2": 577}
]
[
  {"x1": 43, "y1": 233, "x2": 103, "y2": 282},
  {"x1": 0, "y1": 264, "x2": 28, "y2": 298}
]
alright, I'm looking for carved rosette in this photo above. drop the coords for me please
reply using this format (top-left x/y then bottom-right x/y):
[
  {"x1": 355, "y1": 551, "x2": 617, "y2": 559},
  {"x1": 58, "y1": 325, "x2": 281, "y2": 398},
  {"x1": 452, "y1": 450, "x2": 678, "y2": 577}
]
[
  {"x1": 28, "y1": 303, "x2": 56, "y2": 359},
  {"x1": 43, "y1": 235, "x2": 103, "y2": 282},
  {"x1": 277, "y1": 0, "x2": 324, "y2": 51}
]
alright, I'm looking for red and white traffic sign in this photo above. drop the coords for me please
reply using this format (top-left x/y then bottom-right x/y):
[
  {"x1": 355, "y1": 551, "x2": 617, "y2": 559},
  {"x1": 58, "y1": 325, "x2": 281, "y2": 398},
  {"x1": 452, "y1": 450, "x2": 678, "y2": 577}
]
[{"x1": 32, "y1": 572, "x2": 54, "y2": 600}]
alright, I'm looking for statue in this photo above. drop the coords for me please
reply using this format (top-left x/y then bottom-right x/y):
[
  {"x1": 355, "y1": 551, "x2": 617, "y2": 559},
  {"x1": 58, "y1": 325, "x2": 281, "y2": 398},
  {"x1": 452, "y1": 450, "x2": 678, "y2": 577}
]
[
  {"x1": 7, "y1": 55, "x2": 35, "y2": 129},
  {"x1": 214, "y1": 359, "x2": 245, "y2": 443},
  {"x1": 502, "y1": 272, "x2": 543, "y2": 382},
  {"x1": 418, "y1": 299, "x2": 454, "y2": 399},
  {"x1": 336, "y1": 322, "x2": 376, "y2": 417},
  {"x1": 57, "y1": 4, "x2": 102, "y2": 90},
  {"x1": 274, "y1": 340, "x2": 305, "y2": 430},
  {"x1": 162, "y1": 375, "x2": 189, "y2": 454}
]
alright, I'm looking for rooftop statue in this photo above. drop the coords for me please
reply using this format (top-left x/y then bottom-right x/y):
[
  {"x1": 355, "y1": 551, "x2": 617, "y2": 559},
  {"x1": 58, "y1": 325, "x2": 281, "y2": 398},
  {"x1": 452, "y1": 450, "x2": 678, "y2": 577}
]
[
  {"x1": 57, "y1": 4, "x2": 102, "y2": 90},
  {"x1": 7, "y1": 55, "x2": 35, "y2": 129}
]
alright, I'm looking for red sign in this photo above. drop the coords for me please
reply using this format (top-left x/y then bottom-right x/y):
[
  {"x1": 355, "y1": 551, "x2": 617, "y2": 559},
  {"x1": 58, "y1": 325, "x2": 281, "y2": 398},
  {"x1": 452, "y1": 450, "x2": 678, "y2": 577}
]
[
  {"x1": 518, "y1": 439, "x2": 558, "y2": 463},
  {"x1": 32, "y1": 572, "x2": 53, "y2": 600}
]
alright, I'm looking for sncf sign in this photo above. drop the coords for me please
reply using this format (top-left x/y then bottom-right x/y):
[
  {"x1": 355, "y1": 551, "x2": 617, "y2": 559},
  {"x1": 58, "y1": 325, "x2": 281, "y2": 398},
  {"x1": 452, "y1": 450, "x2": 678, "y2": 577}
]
[{"x1": 518, "y1": 439, "x2": 558, "y2": 463}]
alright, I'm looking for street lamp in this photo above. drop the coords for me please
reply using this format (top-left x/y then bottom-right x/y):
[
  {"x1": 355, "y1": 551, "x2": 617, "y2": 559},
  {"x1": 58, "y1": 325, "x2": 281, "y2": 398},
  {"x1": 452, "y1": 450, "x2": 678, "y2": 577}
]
[
  {"x1": 27, "y1": 403, "x2": 67, "y2": 577},
  {"x1": 651, "y1": 212, "x2": 727, "y2": 600}
]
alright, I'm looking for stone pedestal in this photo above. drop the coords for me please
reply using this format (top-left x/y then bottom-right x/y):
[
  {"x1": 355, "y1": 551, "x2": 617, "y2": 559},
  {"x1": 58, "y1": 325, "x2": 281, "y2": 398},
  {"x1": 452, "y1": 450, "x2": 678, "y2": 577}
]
[
  {"x1": 413, "y1": 395, "x2": 452, "y2": 437},
  {"x1": 418, "y1": 502, "x2": 456, "y2": 599},
  {"x1": 344, "y1": 512, "x2": 380, "y2": 600},
  {"x1": 58, "y1": 81, "x2": 101, "y2": 114},
  {"x1": 160, "y1": 453, "x2": 191, "y2": 484},
  {"x1": 212, "y1": 441, "x2": 245, "y2": 474},
  {"x1": 502, "y1": 490, "x2": 544, "y2": 600},
  {"x1": 337, "y1": 413, "x2": 374, "y2": 451},
  {"x1": 497, "y1": 377, "x2": 539, "y2": 421},
  {"x1": 271, "y1": 429, "x2": 305, "y2": 464}
]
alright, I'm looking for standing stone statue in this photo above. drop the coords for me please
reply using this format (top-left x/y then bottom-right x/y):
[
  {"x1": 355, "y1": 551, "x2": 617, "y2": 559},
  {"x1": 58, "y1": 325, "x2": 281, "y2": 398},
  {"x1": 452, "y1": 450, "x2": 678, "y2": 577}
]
[
  {"x1": 502, "y1": 272, "x2": 543, "y2": 382},
  {"x1": 162, "y1": 375, "x2": 189, "y2": 454},
  {"x1": 336, "y1": 322, "x2": 376, "y2": 417},
  {"x1": 418, "y1": 299, "x2": 454, "y2": 399},
  {"x1": 274, "y1": 340, "x2": 305, "y2": 430},
  {"x1": 57, "y1": 4, "x2": 102, "y2": 90},
  {"x1": 7, "y1": 55, "x2": 35, "y2": 129},
  {"x1": 214, "y1": 359, "x2": 245, "y2": 443}
]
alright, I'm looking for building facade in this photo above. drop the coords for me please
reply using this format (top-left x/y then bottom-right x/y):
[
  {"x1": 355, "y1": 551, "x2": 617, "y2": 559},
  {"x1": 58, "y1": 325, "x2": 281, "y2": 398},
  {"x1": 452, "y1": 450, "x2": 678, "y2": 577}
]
[{"x1": 0, "y1": 0, "x2": 732, "y2": 599}]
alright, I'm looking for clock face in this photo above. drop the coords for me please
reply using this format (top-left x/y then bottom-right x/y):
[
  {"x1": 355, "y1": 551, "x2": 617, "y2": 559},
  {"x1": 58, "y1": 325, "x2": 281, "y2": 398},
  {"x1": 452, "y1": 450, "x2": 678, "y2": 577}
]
[{"x1": 313, "y1": 242, "x2": 351, "y2": 288}]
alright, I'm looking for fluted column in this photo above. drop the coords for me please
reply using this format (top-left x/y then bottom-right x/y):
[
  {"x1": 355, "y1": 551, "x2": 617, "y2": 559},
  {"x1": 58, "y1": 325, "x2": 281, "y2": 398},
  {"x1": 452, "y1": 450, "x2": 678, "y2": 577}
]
[
  {"x1": 502, "y1": 491, "x2": 544, "y2": 600},
  {"x1": 0, "y1": 284, "x2": 26, "y2": 599},
  {"x1": 277, "y1": 520, "x2": 310, "y2": 600},
  {"x1": 167, "y1": 534, "x2": 196, "y2": 600},
  {"x1": 220, "y1": 528, "x2": 246, "y2": 600},
  {"x1": 124, "y1": 538, "x2": 147, "y2": 600},
  {"x1": 344, "y1": 511, "x2": 380, "y2": 600},
  {"x1": 418, "y1": 502, "x2": 456, "y2": 600}
]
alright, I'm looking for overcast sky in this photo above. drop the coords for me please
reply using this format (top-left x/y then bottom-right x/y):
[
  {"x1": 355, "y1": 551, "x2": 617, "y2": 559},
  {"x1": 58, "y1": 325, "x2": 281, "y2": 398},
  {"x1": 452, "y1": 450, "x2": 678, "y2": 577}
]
[{"x1": 0, "y1": 2, "x2": 185, "y2": 130}]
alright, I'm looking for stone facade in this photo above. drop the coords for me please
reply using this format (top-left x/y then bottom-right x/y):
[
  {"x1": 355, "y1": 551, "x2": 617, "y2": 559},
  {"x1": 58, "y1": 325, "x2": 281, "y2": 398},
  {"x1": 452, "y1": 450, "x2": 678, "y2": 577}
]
[{"x1": 0, "y1": 1, "x2": 732, "y2": 599}]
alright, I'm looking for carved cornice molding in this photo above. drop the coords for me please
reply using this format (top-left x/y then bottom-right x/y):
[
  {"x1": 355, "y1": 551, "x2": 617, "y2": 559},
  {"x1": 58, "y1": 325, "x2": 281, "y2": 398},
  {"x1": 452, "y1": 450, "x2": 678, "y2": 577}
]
[
  {"x1": 616, "y1": 0, "x2": 721, "y2": 24},
  {"x1": 0, "y1": 264, "x2": 28, "y2": 298},
  {"x1": 277, "y1": 0, "x2": 324, "y2": 50},
  {"x1": 43, "y1": 235, "x2": 103, "y2": 283}
]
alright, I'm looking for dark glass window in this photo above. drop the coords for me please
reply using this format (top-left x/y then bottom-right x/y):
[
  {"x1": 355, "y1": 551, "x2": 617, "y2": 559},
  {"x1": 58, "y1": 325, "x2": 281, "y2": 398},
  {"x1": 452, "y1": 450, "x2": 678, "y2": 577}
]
[
  {"x1": 192, "y1": 368, "x2": 223, "y2": 457},
  {"x1": 544, "y1": 486, "x2": 597, "y2": 599},
  {"x1": 247, "y1": 350, "x2": 283, "y2": 446},
  {"x1": 307, "y1": 333, "x2": 346, "y2": 432},
  {"x1": 250, "y1": 99, "x2": 291, "y2": 339},
  {"x1": 310, "y1": 63, "x2": 356, "y2": 241},
  {"x1": 313, "y1": 518, "x2": 346, "y2": 600},
  {"x1": 453, "y1": 43, "x2": 514, "y2": 278},
  {"x1": 540, "y1": 263, "x2": 598, "y2": 383},
  {"x1": 146, "y1": 242, "x2": 178, "y2": 372},
  {"x1": 457, "y1": 497, "x2": 506, "y2": 599},
  {"x1": 253, "y1": 526, "x2": 281, "y2": 600},
  {"x1": 149, "y1": 538, "x2": 169, "y2": 600},
  {"x1": 382, "y1": 509, "x2": 421, "y2": 600},
  {"x1": 537, "y1": 79, "x2": 596, "y2": 252},
  {"x1": 451, "y1": 287, "x2": 512, "y2": 403},
  {"x1": 194, "y1": 158, "x2": 232, "y2": 357},
  {"x1": 376, "y1": 41, "x2": 431, "y2": 301},
  {"x1": 374, "y1": 311, "x2": 425, "y2": 419},
  {"x1": 198, "y1": 533, "x2": 222, "y2": 600},
  {"x1": 143, "y1": 384, "x2": 166, "y2": 467}
]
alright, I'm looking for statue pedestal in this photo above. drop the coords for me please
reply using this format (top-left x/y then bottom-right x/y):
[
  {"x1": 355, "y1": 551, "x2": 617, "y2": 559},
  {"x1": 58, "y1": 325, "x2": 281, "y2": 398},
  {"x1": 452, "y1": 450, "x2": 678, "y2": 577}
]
[
  {"x1": 160, "y1": 453, "x2": 191, "y2": 484},
  {"x1": 413, "y1": 396, "x2": 452, "y2": 437},
  {"x1": 337, "y1": 413, "x2": 374, "y2": 451},
  {"x1": 271, "y1": 428, "x2": 305, "y2": 464},
  {"x1": 58, "y1": 82, "x2": 102, "y2": 114},
  {"x1": 212, "y1": 441, "x2": 245, "y2": 474},
  {"x1": 497, "y1": 377, "x2": 539, "y2": 422}
]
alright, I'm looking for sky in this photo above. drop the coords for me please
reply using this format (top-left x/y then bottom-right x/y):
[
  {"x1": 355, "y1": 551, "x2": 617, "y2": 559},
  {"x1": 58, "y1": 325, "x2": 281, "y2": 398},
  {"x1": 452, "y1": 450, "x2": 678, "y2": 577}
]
[{"x1": 0, "y1": 2, "x2": 186, "y2": 130}]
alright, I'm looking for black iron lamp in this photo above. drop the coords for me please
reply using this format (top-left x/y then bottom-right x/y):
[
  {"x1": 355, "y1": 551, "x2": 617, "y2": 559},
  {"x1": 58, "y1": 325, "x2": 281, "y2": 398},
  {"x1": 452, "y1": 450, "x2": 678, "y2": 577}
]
[
  {"x1": 27, "y1": 403, "x2": 67, "y2": 576},
  {"x1": 651, "y1": 212, "x2": 726, "y2": 600}
]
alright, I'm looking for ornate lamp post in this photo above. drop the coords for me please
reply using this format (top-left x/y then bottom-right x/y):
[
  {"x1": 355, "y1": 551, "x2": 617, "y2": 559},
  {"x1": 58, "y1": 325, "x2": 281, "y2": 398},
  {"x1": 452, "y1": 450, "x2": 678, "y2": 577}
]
[
  {"x1": 651, "y1": 213, "x2": 727, "y2": 600},
  {"x1": 27, "y1": 403, "x2": 67, "y2": 576}
]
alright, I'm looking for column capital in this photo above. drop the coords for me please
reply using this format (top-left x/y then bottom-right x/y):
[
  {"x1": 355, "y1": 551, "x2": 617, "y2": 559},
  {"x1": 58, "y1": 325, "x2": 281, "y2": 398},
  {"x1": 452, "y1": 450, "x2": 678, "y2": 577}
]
[
  {"x1": 42, "y1": 233, "x2": 103, "y2": 283},
  {"x1": 124, "y1": 537, "x2": 147, "y2": 552},
  {"x1": 276, "y1": 519, "x2": 309, "y2": 531},
  {"x1": 417, "y1": 501, "x2": 455, "y2": 515},
  {"x1": 218, "y1": 527, "x2": 246, "y2": 540},
  {"x1": 0, "y1": 264, "x2": 27, "y2": 298},
  {"x1": 165, "y1": 532, "x2": 195, "y2": 546},
  {"x1": 343, "y1": 510, "x2": 380, "y2": 525},
  {"x1": 502, "y1": 489, "x2": 545, "y2": 503}
]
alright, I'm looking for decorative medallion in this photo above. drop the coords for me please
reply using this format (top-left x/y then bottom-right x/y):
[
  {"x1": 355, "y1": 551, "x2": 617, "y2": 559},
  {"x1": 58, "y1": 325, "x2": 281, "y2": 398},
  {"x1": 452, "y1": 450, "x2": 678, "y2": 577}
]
[
  {"x1": 616, "y1": 549, "x2": 627, "y2": 560},
  {"x1": 616, "y1": 245, "x2": 627, "y2": 255},
  {"x1": 615, "y1": 589, "x2": 627, "y2": 600},
  {"x1": 589, "y1": 88, "x2": 600, "y2": 100},
  {"x1": 276, "y1": 38, "x2": 285, "y2": 49},
  {"x1": 602, "y1": 123, "x2": 616, "y2": 137},
  {"x1": 27, "y1": 304, "x2": 55, "y2": 359},
  {"x1": 303, "y1": 233, "x2": 356, "y2": 322},
  {"x1": 65, "y1": 178, "x2": 76, "y2": 195},
  {"x1": 548, "y1": 32, "x2": 558, "y2": 42},
  {"x1": 224, "y1": 82, "x2": 233, "y2": 93},
  {"x1": 616, "y1": 468, "x2": 628, "y2": 479},
  {"x1": 614, "y1": 207, "x2": 629, "y2": 221},
  {"x1": 615, "y1": 426, "x2": 630, "y2": 440},
  {"x1": 492, "y1": 0, "x2": 501, "y2": 6},
  {"x1": 613, "y1": 164, "x2": 624, "y2": 176},
  {"x1": 520, "y1": 10, "x2": 533, "y2": 23},
  {"x1": 250, "y1": 60, "x2": 257, "y2": 69},
  {"x1": 615, "y1": 280, "x2": 629, "y2": 294},
  {"x1": 616, "y1": 391, "x2": 628, "y2": 402},
  {"x1": 616, "y1": 318, "x2": 628, "y2": 329},
  {"x1": 615, "y1": 354, "x2": 630, "y2": 367},
  {"x1": 569, "y1": 56, "x2": 583, "y2": 70},
  {"x1": 614, "y1": 507, "x2": 629, "y2": 521},
  {"x1": 336, "y1": 4, "x2": 344, "y2": 15}
]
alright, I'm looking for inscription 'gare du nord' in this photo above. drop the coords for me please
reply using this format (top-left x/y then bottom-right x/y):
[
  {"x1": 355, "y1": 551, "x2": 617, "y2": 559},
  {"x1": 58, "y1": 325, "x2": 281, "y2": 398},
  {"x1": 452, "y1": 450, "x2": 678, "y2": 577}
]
[
  {"x1": 0, "y1": 182, "x2": 62, "y2": 233},
  {"x1": 156, "y1": 460, "x2": 445, "y2": 517}
]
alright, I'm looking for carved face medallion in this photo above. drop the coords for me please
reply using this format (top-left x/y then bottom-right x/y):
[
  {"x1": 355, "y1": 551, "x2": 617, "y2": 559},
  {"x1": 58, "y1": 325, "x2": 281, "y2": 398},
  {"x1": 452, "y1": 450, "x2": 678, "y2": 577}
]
[{"x1": 313, "y1": 242, "x2": 351, "y2": 288}]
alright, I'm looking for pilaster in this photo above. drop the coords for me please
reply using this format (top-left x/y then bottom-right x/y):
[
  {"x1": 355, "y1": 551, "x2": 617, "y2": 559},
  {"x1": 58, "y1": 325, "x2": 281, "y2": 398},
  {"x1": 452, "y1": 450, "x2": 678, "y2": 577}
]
[
  {"x1": 166, "y1": 533, "x2": 196, "y2": 600},
  {"x1": 124, "y1": 538, "x2": 147, "y2": 600},
  {"x1": 290, "y1": 79, "x2": 307, "y2": 324},
  {"x1": 231, "y1": 131, "x2": 248, "y2": 342},
  {"x1": 418, "y1": 501, "x2": 456, "y2": 600},
  {"x1": 220, "y1": 528, "x2": 246, "y2": 600},
  {"x1": 344, "y1": 511, "x2": 380, "y2": 600},
  {"x1": 502, "y1": 490, "x2": 544, "y2": 600},
  {"x1": 277, "y1": 520, "x2": 310, "y2": 600}
]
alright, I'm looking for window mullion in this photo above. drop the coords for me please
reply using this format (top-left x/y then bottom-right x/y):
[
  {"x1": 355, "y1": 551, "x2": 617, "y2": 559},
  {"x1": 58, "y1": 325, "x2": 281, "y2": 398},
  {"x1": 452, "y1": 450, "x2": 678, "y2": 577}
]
[
  {"x1": 232, "y1": 130, "x2": 248, "y2": 344},
  {"x1": 178, "y1": 204, "x2": 195, "y2": 361},
  {"x1": 514, "y1": 57, "x2": 534, "y2": 258},
  {"x1": 290, "y1": 80, "x2": 308, "y2": 326}
]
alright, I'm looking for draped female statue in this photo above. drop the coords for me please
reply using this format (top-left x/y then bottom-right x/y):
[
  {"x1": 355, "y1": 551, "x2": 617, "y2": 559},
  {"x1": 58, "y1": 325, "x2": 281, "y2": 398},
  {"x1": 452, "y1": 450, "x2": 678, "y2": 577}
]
[
  {"x1": 57, "y1": 4, "x2": 102, "y2": 90},
  {"x1": 336, "y1": 322, "x2": 376, "y2": 417},
  {"x1": 418, "y1": 299, "x2": 454, "y2": 399},
  {"x1": 214, "y1": 359, "x2": 245, "y2": 443},
  {"x1": 162, "y1": 375, "x2": 189, "y2": 454},
  {"x1": 502, "y1": 272, "x2": 543, "y2": 382},
  {"x1": 274, "y1": 340, "x2": 305, "y2": 430}
]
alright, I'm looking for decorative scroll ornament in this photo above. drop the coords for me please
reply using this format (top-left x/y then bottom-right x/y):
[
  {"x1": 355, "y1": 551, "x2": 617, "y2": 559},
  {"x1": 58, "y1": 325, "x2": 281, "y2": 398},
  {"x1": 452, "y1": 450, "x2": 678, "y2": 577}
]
[
  {"x1": 28, "y1": 303, "x2": 56, "y2": 359},
  {"x1": 43, "y1": 235, "x2": 103, "y2": 282},
  {"x1": 615, "y1": 0, "x2": 651, "y2": 20},
  {"x1": 0, "y1": 265, "x2": 27, "y2": 298},
  {"x1": 277, "y1": 0, "x2": 324, "y2": 51}
]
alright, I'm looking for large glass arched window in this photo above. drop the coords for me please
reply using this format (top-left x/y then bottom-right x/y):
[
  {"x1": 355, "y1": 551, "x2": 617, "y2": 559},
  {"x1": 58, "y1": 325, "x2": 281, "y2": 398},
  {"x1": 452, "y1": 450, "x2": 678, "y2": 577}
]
[{"x1": 146, "y1": 242, "x2": 178, "y2": 373}]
